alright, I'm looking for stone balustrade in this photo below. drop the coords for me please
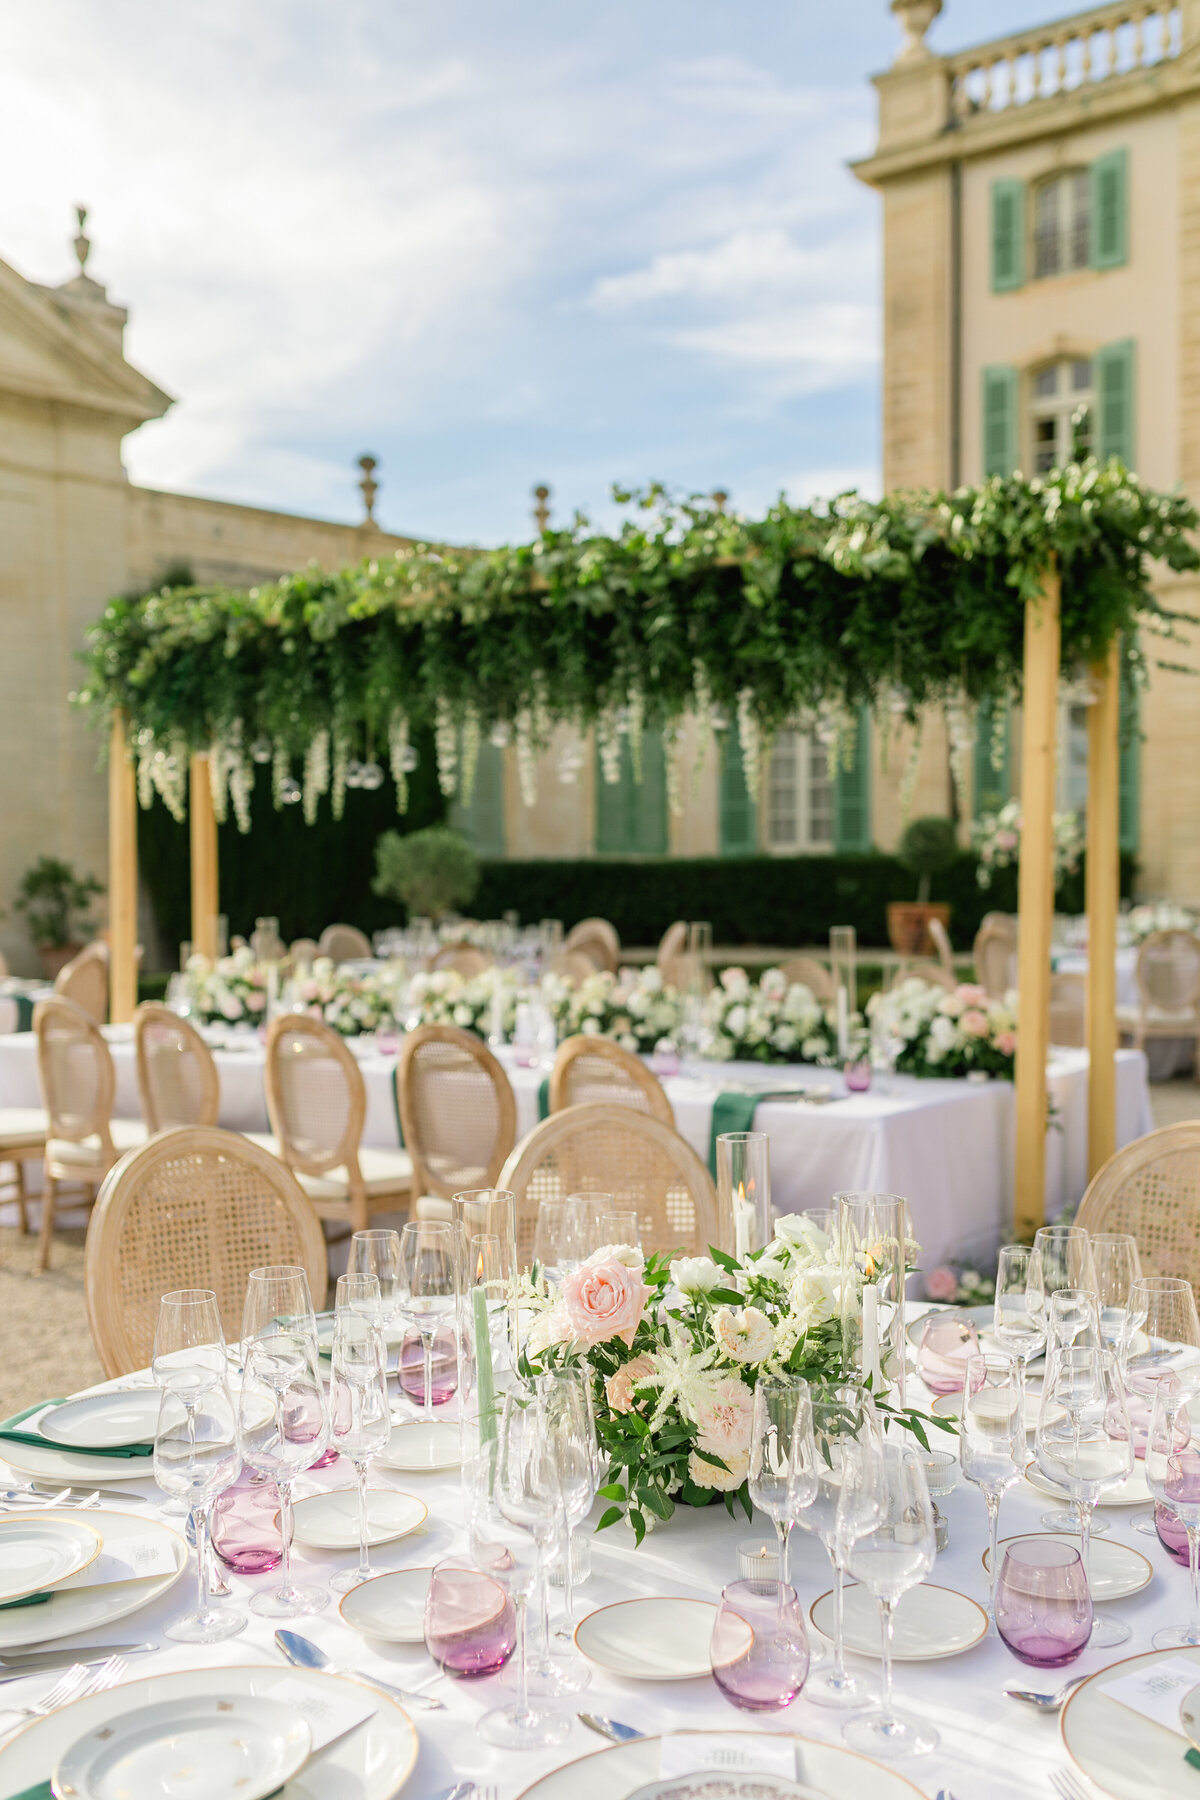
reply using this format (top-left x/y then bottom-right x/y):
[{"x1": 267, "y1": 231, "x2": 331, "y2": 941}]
[{"x1": 948, "y1": 2, "x2": 1181, "y2": 118}]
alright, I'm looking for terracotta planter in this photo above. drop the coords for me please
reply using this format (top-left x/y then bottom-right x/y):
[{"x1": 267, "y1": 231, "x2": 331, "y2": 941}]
[
  {"x1": 886, "y1": 902, "x2": 950, "y2": 958},
  {"x1": 38, "y1": 943, "x2": 82, "y2": 979}
]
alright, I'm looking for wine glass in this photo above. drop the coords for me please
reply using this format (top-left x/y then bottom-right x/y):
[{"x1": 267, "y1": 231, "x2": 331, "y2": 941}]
[
  {"x1": 1036, "y1": 1291, "x2": 1109, "y2": 1533},
  {"x1": 958, "y1": 1352, "x2": 1025, "y2": 1632},
  {"x1": 153, "y1": 1381, "x2": 244, "y2": 1643},
  {"x1": 787, "y1": 1380, "x2": 881, "y2": 1709},
  {"x1": 348, "y1": 1229, "x2": 404, "y2": 1366},
  {"x1": 1123, "y1": 1276, "x2": 1200, "y2": 1397},
  {"x1": 1035, "y1": 1336, "x2": 1133, "y2": 1646},
  {"x1": 335, "y1": 1270, "x2": 383, "y2": 1329},
  {"x1": 152, "y1": 1290, "x2": 230, "y2": 1519},
  {"x1": 1027, "y1": 1226, "x2": 1097, "y2": 1339},
  {"x1": 838, "y1": 1442, "x2": 938, "y2": 1759},
  {"x1": 237, "y1": 1330, "x2": 330, "y2": 1617},
  {"x1": 1091, "y1": 1233, "x2": 1143, "y2": 1353},
  {"x1": 993, "y1": 1245, "x2": 1046, "y2": 1369},
  {"x1": 1145, "y1": 1381, "x2": 1200, "y2": 1648},
  {"x1": 398, "y1": 1222, "x2": 459, "y2": 1423},
  {"x1": 533, "y1": 1368, "x2": 598, "y2": 1692},
  {"x1": 594, "y1": 1209, "x2": 641, "y2": 1252},
  {"x1": 327, "y1": 1311, "x2": 391, "y2": 1593},
  {"x1": 749, "y1": 1375, "x2": 814, "y2": 1594},
  {"x1": 532, "y1": 1196, "x2": 591, "y2": 1282}
]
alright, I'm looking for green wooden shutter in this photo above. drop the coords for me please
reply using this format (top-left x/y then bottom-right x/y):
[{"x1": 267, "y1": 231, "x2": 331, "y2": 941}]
[
  {"x1": 973, "y1": 698, "x2": 1010, "y2": 817},
  {"x1": 834, "y1": 706, "x2": 872, "y2": 852},
  {"x1": 1090, "y1": 149, "x2": 1128, "y2": 270},
  {"x1": 1096, "y1": 339, "x2": 1136, "y2": 467},
  {"x1": 982, "y1": 366, "x2": 1019, "y2": 476},
  {"x1": 1119, "y1": 662, "x2": 1140, "y2": 855},
  {"x1": 991, "y1": 179, "x2": 1026, "y2": 292},
  {"x1": 595, "y1": 732, "x2": 667, "y2": 854},
  {"x1": 719, "y1": 734, "x2": 757, "y2": 857},
  {"x1": 450, "y1": 740, "x2": 506, "y2": 857}
]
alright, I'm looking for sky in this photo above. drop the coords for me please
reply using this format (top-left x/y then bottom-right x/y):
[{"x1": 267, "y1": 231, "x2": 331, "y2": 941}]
[{"x1": 0, "y1": 1, "x2": 1084, "y2": 546}]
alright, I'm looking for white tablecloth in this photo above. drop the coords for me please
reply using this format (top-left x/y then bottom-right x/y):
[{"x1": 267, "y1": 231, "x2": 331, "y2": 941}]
[{"x1": 0, "y1": 1346, "x2": 1187, "y2": 1800}]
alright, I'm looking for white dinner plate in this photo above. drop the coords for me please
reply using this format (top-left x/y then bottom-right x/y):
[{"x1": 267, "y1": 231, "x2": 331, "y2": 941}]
[
  {"x1": 0, "y1": 1665, "x2": 417, "y2": 1800},
  {"x1": 514, "y1": 1734, "x2": 927, "y2": 1800},
  {"x1": 376, "y1": 1420, "x2": 461, "y2": 1473},
  {"x1": 54, "y1": 1693, "x2": 312, "y2": 1800},
  {"x1": 0, "y1": 1413, "x2": 154, "y2": 1485},
  {"x1": 36, "y1": 1391, "x2": 161, "y2": 1451},
  {"x1": 0, "y1": 1514, "x2": 101, "y2": 1604},
  {"x1": 1025, "y1": 1462, "x2": 1151, "y2": 1507},
  {"x1": 1062, "y1": 1646, "x2": 1200, "y2": 1799},
  {"x1": 340, "y1": 1567, "x2": 432, "y2": 1642},
  {"x1": 810, "y1": 1583, "x2": 987, "y2": 1661},
  {"x1": 0, "y1": 1509, "x2": 185, "y2": 1650},
  {"x1": 983, "y1": 1532, "x2": 1154, "y2": 1601},
  {"x1": 574, "y1": 1598, "x2": 718, "y2": 1681},
  {"x1": 290, "y1": 1488, "x2": 427, "y2": 1550}
]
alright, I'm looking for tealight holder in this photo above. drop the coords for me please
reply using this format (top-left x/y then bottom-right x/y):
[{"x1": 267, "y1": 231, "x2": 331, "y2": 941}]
[
  {"x1": 736, "y1": 1538, "x2": 781, "y2": 1583},
  {"x1": 919, "y1": 1448, "x2": 960, "y2": 1552}
]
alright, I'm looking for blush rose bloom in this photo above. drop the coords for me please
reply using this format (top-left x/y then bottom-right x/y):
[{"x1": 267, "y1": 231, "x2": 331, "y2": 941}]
[
  {"x1": 691, "y1": 1374, "x2": 754, "y2": 1455},
  {"x1": 562, "y1": 1255, "x2": 651, "y2": 1348},
  {"x1": 713, "y1": 1306, "x2": 774, "y2": 1364},
  {"x1": 925, "y1": 1265, "x2": 960, "y2": 1302},
  {"x1": 960, "y1": 1008, "x2": 990, "y2": 1038},
  {"x1": 604, "y1": 1352, "x2": 656, "y2": 1415},
  {"x1": 996, "y1": 1029, "x2": 1017, "y2": 1056}
]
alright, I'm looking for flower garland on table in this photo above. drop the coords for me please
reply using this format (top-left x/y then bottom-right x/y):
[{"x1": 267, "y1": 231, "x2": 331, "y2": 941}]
[
  {"x1": 542, "y1": 966, "x2": 684, "y2": 1056},
  {"x1": 866, "y1": 978, "x2": 1017, "y2": 1080},
  {"x1": 184, "y1": 949, "x2": 402, "y2": 1037},
  {"x1": 972, "y1": 799, "x2": 1084, "y2": 892},
  {"x1": 700, "y1": 966, "x2": 863, "y2": 1065},
  {"x1": 1126, "y1": 902, "x2": 1198, "y2": 944},
  {"x1": 523, "y1": 1215, "x2": 942, "y2": 1543},
  {"x1": 402, "y1": 965, "x2": 520, "y2": 1038}
]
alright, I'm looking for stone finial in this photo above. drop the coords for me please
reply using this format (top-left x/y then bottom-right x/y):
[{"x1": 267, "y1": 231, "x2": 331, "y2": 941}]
[
  {"x1": 712, "y1": 489, "x2": 728, "y2": 513},
  {"x1": 533, "y1": 484, "x2": 551, "y2": 534},
  {"x1": 357, "y1": 454, "x2": 379, "y2": 526},
  {"x1": 891, "y1": 0, "x2": 942, "y2": 63},
  {"x1": 73, "y1": 204, "x2": 91, "y2": 274}
]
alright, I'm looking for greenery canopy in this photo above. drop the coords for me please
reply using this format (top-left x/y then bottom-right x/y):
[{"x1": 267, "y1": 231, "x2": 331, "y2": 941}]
[{"x1": 77, "y1": 462, "x2": 1199, "y2": 831}]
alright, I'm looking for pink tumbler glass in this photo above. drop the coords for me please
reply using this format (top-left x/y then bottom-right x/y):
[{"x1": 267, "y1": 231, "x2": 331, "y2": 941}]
[{"x1": 710, "y1": 1580, "x2": 810, "y2": 1712}]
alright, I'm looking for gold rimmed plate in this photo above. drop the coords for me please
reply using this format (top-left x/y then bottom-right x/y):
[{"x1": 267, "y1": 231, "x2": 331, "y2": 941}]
[
  {"x1": 513, "y1": 1733, "x2": 927, "y2": 1800},
  {"x1": 574, "y1": 1598, "x2": 718, "y2": 1681},
  {"x1": 983, "y1": 1532, "x2": 1153, "y2": 1602},
  {"x1": 809, "y1": 1582, "x2": 987, "y2": 1661},
  {"x1": 1062, "y1": 1646, "x2": 1200, "y2": 1799}
]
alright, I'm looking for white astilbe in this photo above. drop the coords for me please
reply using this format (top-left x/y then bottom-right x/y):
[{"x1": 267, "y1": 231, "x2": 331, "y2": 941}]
[
  {"x1": 663, "y1": 719, "x2": 686, "y2": 818},
  {"x1": 459, "y1": 707, "x2": 481, "y2": 807},
  {"x1": 899, "y1": 724, "x2": 923, "y2": 826},
  {"x1": 303, "y1": 729, "x2": 330, "y2": 825},
  {"x1": 596, "y1": 704, "x2": 623, "y2": 786},
  {"x1": 637, "y1": 1327, "x2": 721, "y2": 1434},
  {"x1": 736, "y1": 688, "x2": 762, "y2": 803},
  {"x1": 331, "y1": 732, "x2": 350, "y2": 820},
  {"x1": 388, "y1": 710, "x2": 410, "y2": 814},
  {"x1": 272, "y1": 741, "x2": 290, "y2": 810},
  {"x1": 626, "y1": 687, "x2": 645, "y2": 784},
  {"x1": 434, "y1": 697, "x2": 458, "y2": 798}
]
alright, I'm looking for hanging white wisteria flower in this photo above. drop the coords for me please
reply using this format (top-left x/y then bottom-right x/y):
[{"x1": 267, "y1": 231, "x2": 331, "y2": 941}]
[
  {"x1": 459, "y1": 707, "x2": 481, "y2": 807},
  {"x1": 388, "y1": 710, "x2": 411, "y2": 814},
  {"x1": 663, "y1": 718, "x2": 686, "y2": 817},
  {"x1": 989, "y1": 700, "x2": 1009, "y2": 773},
  {"x1": 207, "y1": 740, "x2": 228, "y2": 825},
  {"x1": 228, "y1": 741, "x2": 253, "y2": 834},
  {"x1": 331, "y1": 731, "x2": 351, "y2": 821},
  {"x1": 626, "y1": 686, "x2": 646, "y2": 784},
  {"x1": 690, "y1": 658, "x2": 713, "y2": 798},
  {"x1": 736, "y1": 688, "x2": 763, "y2": 803},
  {"x1": 944, "y1": 691, "x2": 976, "y2": 818},
  {"x1": 136, "y1": 730, "x2": 155, "y2": 810},
  {"x1": 434, "y1": 696, "x2": 459, "y2": 798},
  {"x1": 272, "y1": 741, "x2": 290, "y2": 811},
  {"x1": 596, "y1": 702, "x2": 623, "y2": 786},
  {"x1": 899, "y1": 724, "x2": 923, "y2": 826},
  {"x1": 515, "y1": 706, "x2": 539, "y2": 806},
  {"x1": 302, "y1": 728, "x2": 331, "y2": 826}
]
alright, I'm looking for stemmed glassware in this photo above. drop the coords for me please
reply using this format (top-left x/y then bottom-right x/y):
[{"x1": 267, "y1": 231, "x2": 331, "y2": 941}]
[
  {"x1": 532, "y1": 1196, "x2": 591, "y2": 1282},
  {"x1": 958, "y1": 1352, "x2": 1025, "y2": 1633},
  {"x1": 1122, "y1": 1276, "x2": 1200, "y2": 1397},
  {"x1": 787, "y1": 1380, "x2": 881, "y2": 1708},
  {"x1": 348, "y1": 1229, "x2": 404, "y2": 1382},
  {"x1": 1145, "y1": 1380, "x2": 1200, "y2": 1648},
  {"x1": 532, "y1": 1367, "x2": 598, "y2": 1692},
  {"x1": 993, "y1": 1245, "x2": 1046, "y2": 1369},
  {"x1": 397, "y1": 1221, "x2": 459, "y2": 1423},
  {"x1": 1027, "y1": 1226, "x2": 1098, "y2": 1341},
  {"x1": 327, "y1": 1303, "x2": 391, "y2": 1594},
  {"x1": 152, "y1": 1289, "x2": 231, "y2": 1519},
  {"x1": 1091, "y1": 1234, "x2": 1143, "y2": 1353},
  {"x1": 237, "y1": 1305, "x2": 330, "y2": 1618},
  {"x1": 594, "y1": 1208, "x2": 641, "y2": 1252},
  {"x1": 749, "y1": 1375, "x2": 814, "y2": 1592},
  {"x1": 837, "y1": 1442, "x2": 938, "y2": 1759}
]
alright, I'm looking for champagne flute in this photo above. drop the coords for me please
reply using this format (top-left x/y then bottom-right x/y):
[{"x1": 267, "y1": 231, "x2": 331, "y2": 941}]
[
  {"x1": 328, "y1": 1310, "x2": 391, "y2": 1593},
  {"x1": 1145, "y1": 1381, "x2": 1200, "y2": 1648},
  {"x1": 238, "y1": 1330, "x2": 330, "y2": 1617},
  {"x1": 154, "y1": 1380, "x2": 244, "y2": 1644},
  {"x1": 398, "y1": 1222, "x2": 459, "y2": 1423},
  {"x1": 993, "y1": 1245, "x2": 1045, "y2": 1369},
  {"x1": 1091, "y1": 1233, "x2": 1143, "y2": 1353},
  {"x1": 348, "y1": 1228, "x2": 404, "y2": 1376},
  {"x1": 749, "y1": 1375, "x2": 814, "y2": 1594},
  {"x1": 959, "y1": 1352, "x2": 1025, "y2": 1633}
]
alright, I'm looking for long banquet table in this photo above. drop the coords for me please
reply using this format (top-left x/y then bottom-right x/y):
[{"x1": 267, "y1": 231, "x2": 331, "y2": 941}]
[
  {"x1": 0, "y1": 1031, "x2": 1151, "y2": 1281},
  {"x1": 0, "y1": 1334, "x2": 1189, "y2": 1800}
]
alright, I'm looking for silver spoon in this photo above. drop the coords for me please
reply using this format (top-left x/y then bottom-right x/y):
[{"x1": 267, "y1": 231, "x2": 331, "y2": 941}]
[
  {"x1": 274, "y1": 1629, "x2": 445, "y2": 1710},
  {"x1": 1004, "y1": 1673, "x2": 1089, "y2": 1710}
]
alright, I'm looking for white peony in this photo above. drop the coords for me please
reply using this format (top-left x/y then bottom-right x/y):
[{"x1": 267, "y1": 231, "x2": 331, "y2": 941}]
[
  {"x1": 688, "y1": 1445, "x2": 749, "y2": 1491},
  {"x1": 713, "y1": 1305, "x2": 774, "y2": 1363},
  {"x1": 669, "y1": 1255, "x2": 723, "y2": 1295}
]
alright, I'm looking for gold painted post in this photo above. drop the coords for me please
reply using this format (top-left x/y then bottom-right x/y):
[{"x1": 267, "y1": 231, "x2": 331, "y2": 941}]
[
  {"x1": 1013, "y1": 563, "x2": 1061, "y2": 1239},
  {"x1": 189, "y1": 754, "x2": 219, "y2": 960},
  {"x1": 1085, "y1": 642, "x2": 1121, "y2": 1177},
  {"x1": 107, "y1": 713, "x2": 138, "y2": 1024}
]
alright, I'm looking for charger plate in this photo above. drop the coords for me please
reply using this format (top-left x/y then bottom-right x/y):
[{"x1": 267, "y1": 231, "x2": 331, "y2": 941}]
[
  {"x1": 0, "y1": 1510, "x2": 184, "y2": 1650},
  {"x1": 340, "y1": 1567, "x2": 433, "y2": 1642},
  {"x1": 810, "y1": 1582, "x2": 987, "y2": 1661},
  {"x1": 54, "y1": 1693, "x2": 311, "y2": 1800},
  {"x1": 1062, "y1": 1646, "x2": 1200, "y2": 1799},
  {"x1": 514, "y1": 1734, "x2": 925, "y2": 1800},
  {"x1": 983, "y1": 1532, "x2": 1153, "y2": 1601},
  {"x1": 0, "y1": 1514, "x2": 101, "y2": 1605},
  {"x1": 574, "y1": 1598, "x2": 718, "y2": 1680}
]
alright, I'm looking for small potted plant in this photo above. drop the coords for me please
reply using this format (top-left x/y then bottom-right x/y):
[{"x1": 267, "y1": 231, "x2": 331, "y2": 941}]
[
  {"x1": 372, "y1": 825, "x2": 480, "y2": 922},
  {"x1": 15, "y1": 856, "x2": 104, "y2": 977},
  {"x1": 888, "y1": 816, "x2": 957, "y2": 956}
]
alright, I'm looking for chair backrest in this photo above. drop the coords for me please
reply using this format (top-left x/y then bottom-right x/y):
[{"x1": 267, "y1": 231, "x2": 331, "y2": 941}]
[
  {"x1": 565, "y1": 918, "x2": 620, "y2": 973},
  {"x1": 500, "y1": 1101, "x2": 721, "y2": 1269},
  {"x1": 1048, "y1": 971, "x2": 1086, "y2": 1047},
  {"x1": 427, "y1": 943, "x2": 493, "y2": 979},
  {"x1": 134, "y1": 1002, "x2": 220, "y2": 1131},
  {"x1": 551, "y1": 949, "x2": 605, "y2": 983},
  {"x1": 0, "y1": 950, "x2": 8, "y2": 979},
  {"x1": 85, "y1": 1127, "x2": 327, "y2": 1377},
  {"x1": 34, "y1": 996, "x2": 116, "y2": 1153},
  {"x1": 927, "y1": 916, "x2": 955, "y2": 974},
  {"x1": 318, "y1": 923, "x2": 373, "y2": 963},
  {"x1": 264, "y1": 1013, "x2": 366, "y2": 1182},
  {"x1": 289, "y1": 938, "x2": 320, "y2": 963},
  {"x1": 549, "y1": 1034, "x2": 674, "y2": 1124},
  {"x1": 1135, "y1": 930, "x2": 1200, "y2": 1013},
  {"x1": 974, "y1": 917, "x2": 1019, "y2": 999},
  {"x1": 1076, "y1": 1122, "x2": 1200, "y2": 1287},
  {"x1": 777, "y1": 956, "x2": 834, "y2": 1001},
  {"x1": 657, "y1": 920, "x2": 689, "y2": 988},
  {"x1": 886, "y1": 961, "x2": 958, "y2": 993},
  {"x1": 54, "y1": 941, "x2": 109, "y2": 1025},
  {"x1": 396, "y1": 1025, "x2": 517, "y2": 1199}
]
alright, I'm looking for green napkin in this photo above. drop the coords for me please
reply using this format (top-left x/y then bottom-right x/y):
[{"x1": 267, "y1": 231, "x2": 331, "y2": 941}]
[
  {"x1": 12, "y1": 996, "x2": 33, "y2": 1034},
  {"x1": 537, "y1": 1075, "x2": 550, "y2": 1122},
  {"x1": 0, "y1": 1401, "x2": 153, "y2": 1459},
  {"x1": 387, "y1": 1071, "x2": 406, "y2": 1147},
  {"x1": 706, "y1": 1088, "x2": 828, "y2": 1177},
  {"x1": 0, "y1": 1593, "x2": 52, "y2": 1612},
  {"x1": 1186, "y1": 1749, "x2": 1200, "y2": 1772}
]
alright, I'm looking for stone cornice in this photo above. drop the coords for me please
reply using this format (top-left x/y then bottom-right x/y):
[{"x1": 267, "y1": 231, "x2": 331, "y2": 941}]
[{"x1": 0, "y1": 256, "x2": 171, "y2": 426}]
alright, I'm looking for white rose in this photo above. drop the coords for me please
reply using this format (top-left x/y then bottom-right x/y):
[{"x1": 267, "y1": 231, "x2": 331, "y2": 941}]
[
  {"x1": 788, "y1": 1264, "x2": 839, "y2": 1333},
  {"x1": 669, "y1": 1255, "x2": 723, "y2": 1295},
  {"x1": 586, "y1": 1242, "x2": 645, "y2": 1273},
  {"x1": 713, "y1": 1305, "x2": 774, "y2": 1363}
]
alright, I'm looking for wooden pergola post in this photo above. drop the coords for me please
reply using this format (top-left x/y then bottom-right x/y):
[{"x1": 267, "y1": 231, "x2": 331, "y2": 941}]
[
  {"x1": 107, "y1": 713, "x2": 138, "y2": 1024},
  {"x1": 1013, "y1": 562, "x2": 1061, "y2": 1239},
  {"x1": 189, "y1": 754, "x2": 219, "y2": 960},
  {"x1": 1085, "y1": 641, "x2": 1121, "y2": 1177}
]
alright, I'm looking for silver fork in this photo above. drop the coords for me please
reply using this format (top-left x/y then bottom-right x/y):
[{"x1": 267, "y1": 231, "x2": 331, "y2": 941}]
[
  {"x1": 474, "y1": 1787, "x2": 499, "y2": 1800},
  {"x1": 1051, "y1": 1770, "x2": 1093, "y2": 1800},
  {"x1": 79, "y1": 1655, "x2": 128, "y2": 1699},
  {"x1": 0, "y1": 1663, "x2": 91, "y2": 1725}
]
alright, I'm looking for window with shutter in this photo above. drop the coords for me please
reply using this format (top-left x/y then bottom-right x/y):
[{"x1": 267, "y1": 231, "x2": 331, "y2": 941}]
[
  {"x1": 595, "y1": 730, "x2": 668, "y2": 854},
  {"x1": 973, "y1": 698, "x2": 1011, "y2": 817},
  {"x1": 450, "y1": 740, "x2": 506, "y2": 856},
  {"x1": 834, "y1": 707, "x2": 872, "y2": 853},
  {"x1": 991, "y1": 179, "x2": 1026, "y2": 292},
  {"x1": 1090, "y1": 149, "x2": 1128, "y2": 270},
  {"x1": 1096, "y1": 340, "x2": 1136, "y2": 467},
  {"x1": 719, "y1": 733, "x2": 757, "y2": 856},
  {"x1": 982, "y1": 366, "x2": 1019, "y2": 476},
  {"x1": 1119, "y1": 661, "x2": 1140, "y2": 855}
]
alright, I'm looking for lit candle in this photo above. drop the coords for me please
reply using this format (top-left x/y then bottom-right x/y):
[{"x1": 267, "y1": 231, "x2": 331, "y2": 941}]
[
  {"x1": 473, "y1": 1285, "x2": 496, "y2": 1445},
  {"x1": 861, "y1": 1283, "x2": 880, "y2": 1391},
  {"x1": 734, "y1": 1180, "x2": 753, "y2": 1262},
  {"x1": 836, "y1": 983, "x2": 849, "y2": 1060}
]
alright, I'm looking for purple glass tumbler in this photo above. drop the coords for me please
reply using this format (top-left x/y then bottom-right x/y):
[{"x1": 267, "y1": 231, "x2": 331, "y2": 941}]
[
  {"x1": 710, "y1": 1579, "x2": 810, "y2": 1711},
  {"x1": 424, "y1": 1560, "x2": 517, "y2": 1678},
  {"x1": 917, "y1": 1313, "x2": 980, "y2": 1395},
  {"x1": 995, "y1": 1538, "x2": 1092, "y2": 1667},
  {"x1": 399, "y1": 1324, "x2": 458, "y2": 1406},
  {"x1": 210, "y1": 1469, "x2": 286, "y2": 1574},
  {"x1": 1156, "y1": 1502, "x2": 1190, "y2": 1566}
]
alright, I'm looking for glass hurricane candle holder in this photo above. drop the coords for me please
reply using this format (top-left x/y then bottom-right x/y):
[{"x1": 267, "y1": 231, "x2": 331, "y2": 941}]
[
  {"x1": 710, "y1": 1580, "x2": 809, "y2": 1712},
  {"x1": 995, "y1": 1539, "x2": 1092, "y2": 1667},
  {"x1": 716, "y1": 1132, "x2": 771, "y2": 1261}
]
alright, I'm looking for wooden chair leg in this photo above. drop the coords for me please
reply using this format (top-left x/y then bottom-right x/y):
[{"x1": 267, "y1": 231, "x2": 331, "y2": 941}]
[
  {"x1": 36, "y1": 1176, "x2": 58, "y2": 1272},
  {"x1": 14, "y1": 1157, "x2": 29, "y2": 1234}
]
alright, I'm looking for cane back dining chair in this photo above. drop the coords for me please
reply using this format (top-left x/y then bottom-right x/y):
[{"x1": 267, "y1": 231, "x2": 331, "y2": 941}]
[
  {"x1": 548, "y1": 1034, "x2": 674, "y2": 1124},
  {"x1": 777, "y1": 956, "x2": 835, "y2": 1001},
  {"x1": 927, "y1": 916, "x2": 956, "y2": 978},
  {"x1": 1076, "y1": 1122, "x2": 1200, "y2": 1290},
  {"x1": 0, "y1": 1108, "x2": 48, "y2": 1233},
  {"x1": 656, "y1": 920, "x2": 690, "y2": 990},
  {"x1": 565, "y1": 917, "x2": 620, "y2": 974},
  {"x1": 1116, "y1": 930, "x2": 1200, "y2": 1056},
  {"x1": 85, "y1": 1127, "x2": 328, "y2": 1377},
  {"x1": 974, "y1": 914, "x2": 1019, "y2": 999},
  {"x1": 33, "y1": 997, "x2": 146, "y2": 1270},
  {"x1": 426, "y1": 943, "x2": 494, "y2": 979},
  {"x1": 134, "y1": 1002, "x2": 220, "y2": 1131},
  {"x1": 318, "y1": 923, "x2": 374, "y2": 964},
  {"x1": 53, "y1": 941, "x2": 110, "y2": 1025},
  {"x1": 396, "y1": 1024, "x2": 517, "y2": 1202},
  {"x1": 500, "y1": 1101, "x2": 721, "y2": 1270},
  {"x1": 551, "y1": 949, "x2": 606, "y2": 983},
  {"x1": 1049, "y1": 971, "x2": 1087, "y2": 1048},
  {"x1": 262, "y1": 1014, "x2": 411, "y2": 1234}
]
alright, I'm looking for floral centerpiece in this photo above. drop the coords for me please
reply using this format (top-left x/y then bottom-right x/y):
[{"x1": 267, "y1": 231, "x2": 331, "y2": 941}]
[
  {"x1": 523, "y1": 1215, "x2": 939, "y2": 1543},
  {"x1": 291, "y1": 958, "x2": 401, "y2": 1036},
  {"x1": 866, "y1": 978, "x2": 1017, "y2": 1080},
  {"x1": 701, "y1": 966, "x2": 860, "y2": 1065},
  {"x1": 403, "y1": 964, "x2": 519, "y2": 1037},
  {"x1": 973, "y1": 799, "x2": 1084, "y2": 891},
  {"x1": 543, "y1": 965, "x2": 684, "y2": 1055},
  {"x1": 184, "y1": 948, "x2": 403, "y2": 1037},
  {"x1": 1127, "y1": 901, "x2": 1198, "y2": 944},
  {"x1": 184, "y1": 946, "x2": 268, "y2": 1025}
]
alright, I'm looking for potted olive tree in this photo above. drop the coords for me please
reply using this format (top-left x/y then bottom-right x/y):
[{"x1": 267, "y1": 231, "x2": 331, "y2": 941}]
[
  {"x1": 15, "y1": 856, "x2": 104, "y2": 977},
  {"x1": 373, "y1": 825, "x2": 480, "y2": 922},
  {"x1": 887, "y1": 816, "x2": 957, "y2": 956}
]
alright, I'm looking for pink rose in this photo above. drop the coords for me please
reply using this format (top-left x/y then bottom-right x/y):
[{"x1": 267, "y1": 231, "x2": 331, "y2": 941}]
[
  {"x1": 960, "y1": 1008, "x2": 989, "y2": 1038},
  {"x1": 957, "y1": 984, "x2": 989, "y2": 1007},
  {"x1": 562, "y1": 1256, "x2": 651, "y2": 1348},
  {"x1": 996, "y1": 1030, "x2": 1016, "y2": 1056},
  {"x1": 605, "y1": 1352, "x2": 656, "y2": 1415},
  {"x1": 925, "y1": 1265, "x2": 960, "y2": 1302},
  {"x1": 998, "y1": 830, "x2": 1019, "y2": 851}
]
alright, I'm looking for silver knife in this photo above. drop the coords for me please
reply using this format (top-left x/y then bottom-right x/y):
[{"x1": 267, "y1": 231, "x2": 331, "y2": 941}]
[
  {"x1": 578, "y1": 1713, "x2": 646, "y2": 1743},
  {"x1": 11, "y1": 1484, "x2": 151, "y2": 1506},
  {"x1": 0, "y1": 1641, "x2": 156, "y2": 1680}
]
